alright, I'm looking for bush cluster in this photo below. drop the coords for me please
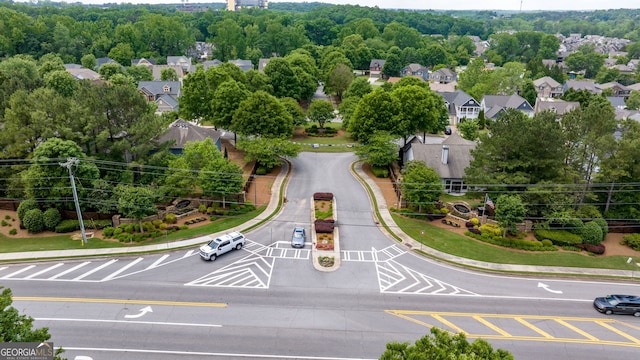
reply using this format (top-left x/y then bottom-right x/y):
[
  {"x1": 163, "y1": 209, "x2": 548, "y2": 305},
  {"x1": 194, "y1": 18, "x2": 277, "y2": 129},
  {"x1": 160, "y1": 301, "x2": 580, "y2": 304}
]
[
  {"x1": 43, "y1": 208, "x2": 62, "y2": 231},
  {"x1": 622, "y1": 234, "x2": 640, "y2": 251},
  {"x1": 54, "y1": 219, "x2": 112, "y2": 233},
  {"x1": 466, "y1": 231, "x2": 557, "y2": 251},
  {"x1": 17, "y1": 199, "x2": 39, "y2": 225},
  {"x1": 576, "y1": 243, "x2": 606, "y2": 255},
  {"x1": 315, "y1": 219, "x2": 335, "y2": 233},
  {"x1": 23, "y1": 208, "x2": 44, "y2": 233},
  {"x1": 313, "y1": 192, "x2": 334, "y2": 201},
  {"x1": 581, "y1": 221, "x2": 603, "y2": 245},
  {"x1": 305, "y1": 124, "x2": 338, "y2": 137},
  {"x1": 442, "y1": 219, "x2": 460, "y2": 227},
  {"x1": 479, "y1": 223, "x2": 502, "y2": 237},
  {"x1": 371, "y1": 165, "x2": 389, "y2": 178},
  {"x1": 534, "y1": 229, "x2": 583, "y2": 246}
]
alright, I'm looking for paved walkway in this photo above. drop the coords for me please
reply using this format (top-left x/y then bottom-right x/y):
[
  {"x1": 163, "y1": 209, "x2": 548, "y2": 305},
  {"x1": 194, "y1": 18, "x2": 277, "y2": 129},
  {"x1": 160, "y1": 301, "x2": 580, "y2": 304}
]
[{"x1": 2, "y1": 159, "x2": 639, "y2": 279}]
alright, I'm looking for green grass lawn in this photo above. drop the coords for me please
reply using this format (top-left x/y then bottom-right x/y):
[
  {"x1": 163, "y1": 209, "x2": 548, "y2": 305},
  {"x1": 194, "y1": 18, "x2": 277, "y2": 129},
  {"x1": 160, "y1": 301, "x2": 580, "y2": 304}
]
[
  {"x1": 392, "y1": 214, "x2": 637, "y2": 271},
  {"x1": 0, "y1": 207, "x2": 266, "y2": 254},
  {"x1": 293, "y1": 123, "x2": 358, "y2": 152}
]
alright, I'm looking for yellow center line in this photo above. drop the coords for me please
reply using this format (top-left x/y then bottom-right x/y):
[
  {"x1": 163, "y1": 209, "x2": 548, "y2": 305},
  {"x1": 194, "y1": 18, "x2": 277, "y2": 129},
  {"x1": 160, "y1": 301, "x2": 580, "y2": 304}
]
[
  {"x1": 554, "y1": 319, "x2": 599, "y2": 341},
  {"x1": 597, "y1": 321, "x2": 640, "y2": 344},
  {"x1": 13, "y1": 297, "x2": 227, "y2": 307},
  {"x1": 473, "y1": 315, "x2": 511, "y2": 337}
]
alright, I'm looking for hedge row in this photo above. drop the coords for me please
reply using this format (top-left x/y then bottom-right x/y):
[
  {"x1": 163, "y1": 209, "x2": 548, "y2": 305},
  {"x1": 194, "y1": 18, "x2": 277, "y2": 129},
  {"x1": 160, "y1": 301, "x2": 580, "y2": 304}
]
[
  {"x1": 534, "y1": 229, "x2": 583, "y2": 246},
  {"x1": 55, "y1": 219, "x2": 113, "y2": 233},
  {"x1": 465, "y1": 231, "x2": 558, "y2": 251}
]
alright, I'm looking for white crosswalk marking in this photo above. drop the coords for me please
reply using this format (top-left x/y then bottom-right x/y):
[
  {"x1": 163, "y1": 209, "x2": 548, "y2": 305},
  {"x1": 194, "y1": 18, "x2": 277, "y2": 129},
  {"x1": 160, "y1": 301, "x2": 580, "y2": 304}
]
[
  {"x1": 49, "y1": 262, "x2": 91, "y2": 279},
  {"x1": 147, "y1": 255, "x2": 170, "y2": 269},
  {"x1": 101, "y1": 258, "x2": 144, "y2": 281},
  {"x1": 3, "y1": 265, "x2": 36, "y2": 278},
  {"x1": 73, "y1": 259, "x2": 118, "y2": 280},
  {"x1": 24, "y1": 263, "x2": 65, "y2": 279}
]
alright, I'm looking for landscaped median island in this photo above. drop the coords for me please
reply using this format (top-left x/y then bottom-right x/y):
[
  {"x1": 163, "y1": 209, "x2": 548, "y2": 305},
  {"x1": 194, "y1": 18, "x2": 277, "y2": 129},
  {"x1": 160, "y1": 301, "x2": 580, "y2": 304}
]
[{"x1": 311, "y1": 192, "x2": 340, "y2": 271}]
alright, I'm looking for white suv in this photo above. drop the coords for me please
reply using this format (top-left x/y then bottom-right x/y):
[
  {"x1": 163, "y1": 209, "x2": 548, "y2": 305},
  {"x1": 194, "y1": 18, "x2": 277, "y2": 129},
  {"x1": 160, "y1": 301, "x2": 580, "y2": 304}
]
[{"x1": 199, "y1": 231, "x2": 246, "y2": 261}]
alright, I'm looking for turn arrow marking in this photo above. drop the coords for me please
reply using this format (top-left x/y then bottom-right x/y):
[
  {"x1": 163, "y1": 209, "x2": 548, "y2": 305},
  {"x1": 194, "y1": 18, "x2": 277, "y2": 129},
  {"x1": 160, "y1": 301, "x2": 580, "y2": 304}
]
[
  {"x1": 124, "y1": 306, "x2": 153, "y2": 319},
  {"x1": 537, "y1": 282, "x2": 563, "y2": 294}
]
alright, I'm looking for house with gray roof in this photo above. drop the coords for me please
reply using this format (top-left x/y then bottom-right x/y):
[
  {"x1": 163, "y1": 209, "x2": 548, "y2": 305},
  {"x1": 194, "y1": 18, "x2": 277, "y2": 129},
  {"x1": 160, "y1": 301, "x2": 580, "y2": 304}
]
[
  {"x1": 533, "y1": 76, "x2": 563, "y2": 98},
  {"x1": 65, "y1": 67, "x2": 100, "y2": 80},
  {"x1": 150, "y1": 65, "x2": 185, "y2": 81},
  {"x1": 429, "y1": 68, "x2": 457, "y2": 84},
  {"x1": 437, "y1": 90, "x2": 481, "y2": 126},
  {"x1": 534, "y1": 98, "x2": 580, "y2": 118},
  {"x1": 131, "y1": 58, "x2": 156, "y2": 67},
  {"x1": 96, "y1": 57, "x2": 120, "y2": 70},
  {"x1": 155, "y1": 94, "x2": 179, "y2": 114},
  {"x1": 156, "y1": 119, "x2": 222, "y2": 155},
  {"x1": 403, "y1": 132, "x2": 476, "y2": 194},
  {"x1": 400, "y1": 63, "x2": 429, "y2": 80},
  {"x1": 481, "y1": 94, "x2": 534, "y2": 119},
  {"x1": 203, "y1": 59, "x2": 223, "y2": 70},
  {"x1": 564, "y1": 79, "x2": 601, "y2": 94},
  {"x1": 607, "y1": 96, "x2": 627, "y2": 110},
  {"x1": 167, "y1": 56, "x2": 191, "y2": 72},
  {"x1": 138, "y1": 81, "x2": 181, "y2": 114},
  {"x1": 597, "y1": 82, "x2": 630, "y2": 99},
  {"x1": 229, "y1": 59, "x2": 253, "y2": 71}
]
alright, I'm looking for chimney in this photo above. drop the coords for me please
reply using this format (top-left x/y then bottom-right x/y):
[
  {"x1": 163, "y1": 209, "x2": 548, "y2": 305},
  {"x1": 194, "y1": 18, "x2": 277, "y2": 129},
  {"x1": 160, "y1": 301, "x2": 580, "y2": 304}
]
[{"x1": 441, "y1": 145, "x2": 449, "y2": 165}]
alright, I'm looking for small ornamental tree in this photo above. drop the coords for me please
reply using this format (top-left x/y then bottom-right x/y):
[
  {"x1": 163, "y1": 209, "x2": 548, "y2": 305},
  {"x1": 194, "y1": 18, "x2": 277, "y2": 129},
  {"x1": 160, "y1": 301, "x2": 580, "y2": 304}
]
[
  {"x1": 307, "y1": 99, "x2": 335, "y2": 130},
  {"x1": 17, "y1": 199, "x2": 39, "y2": 225},
  {"x1": 400, "y1": 160, "x2": 443, "y2": 212},
  {"x1": 43, "y1": 208, "x2": 62, "y2": 231},
  {"x1": 494, "y1": 194, "x2": 526, "y2": 237}
]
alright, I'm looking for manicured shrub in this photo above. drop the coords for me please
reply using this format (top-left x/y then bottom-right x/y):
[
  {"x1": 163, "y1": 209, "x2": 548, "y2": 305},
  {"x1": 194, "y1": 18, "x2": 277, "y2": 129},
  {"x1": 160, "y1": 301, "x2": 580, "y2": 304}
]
[
  {"x1": 479, "y1": 223, "x2": 502, "y2": 237},
  {"x1": 371, "y1": 165, "x2": 388, "y2": 178},
  {"x1": 255, "y1": 167, "x2": 267, "y2": 175},
  {"x1": 142, "y1": 221, "x2": 155, "y2": 232},
  {"x1": 9, "y1": 228, "x2": 17, "y2": 235},
  {"x1": 622, "y1": 234, "x2": 640, "y2": 251},
  {"x1": 102, "y1": 227, "x2": 115, "y2": 237},
  {"x1": 152, "y1": 219, "x2": 163, "y2": 227},
  {"x1": 164, "y1": 213, "x2": 177, "y2": 224},
  {"x1": 315, "y1": 219, "x2": 335, "y2": 233},
  {"x1": 465, "y1": 221, "x2": 475, "y2": 228},
  {"x1": 313, "y1": 192, "x2": 334, "y2": 201},
  {"x1": 55, "y1": 220, "x2": 80, "y2": 233},
  {"x1": 468, "y1": 228, "x2": 481, "y2": 235},
  {"x1": 158, "y1": 222, "x2": 168, "y2": 230},
  {"x1": 591, "y1": 218, "x2": 608, "y2": 241},
  {"x1": 113, "y1": 227, "x2": 123, "y2": 236},
  {"x1": 179, "y1": 225, "x2": 188, "y2": 230},
  {"x1": 581, "y1": 243, "x2": 606, "y2": 255},
  {"x1": 23, "y1": 208, "x2": 44, "y2": 233},
  {"x1": 17, "y1": 199, "x2": 39, "y2": 224},
  {"x1": 42, "y1": 208, "x2": 62, "y2": 231},
  {"x1": 541, "y1": 239, "x2": 553, "y2": 247},
  {"x1": 582, "y1": 221, "x2": 603, "y2": 245},
  {"x1": 470, "y1": 217, "x2": 480, "y2": 226},
  {"x1": 198, "y1": 204, "x2": 207, "y2": 213},
  {"x1": 534, "y1": 229, "x2": 582, "y2": 246},
  {"x1": 1, "y1": 220, "x2": 8, "y2": 227}
]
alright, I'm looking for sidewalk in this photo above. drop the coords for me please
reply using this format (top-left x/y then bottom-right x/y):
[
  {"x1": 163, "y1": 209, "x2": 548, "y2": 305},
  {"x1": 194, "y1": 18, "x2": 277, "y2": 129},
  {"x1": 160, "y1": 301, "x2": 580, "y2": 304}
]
[
  {"x1": 0, "y1": 162, "x2": 288, "y2": 262},
  {"x1": 2, "y1": 159, "x2": 639, "y2": 279},
  {"x1": 352, "y1": 162, "x2": 640, "y2": 279}
]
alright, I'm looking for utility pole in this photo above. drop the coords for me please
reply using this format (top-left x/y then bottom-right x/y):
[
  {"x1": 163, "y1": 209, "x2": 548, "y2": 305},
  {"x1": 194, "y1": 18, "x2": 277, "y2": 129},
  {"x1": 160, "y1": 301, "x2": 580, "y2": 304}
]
[{"x1": 60, "y1": 158, "x2": 87, "y2": 245}]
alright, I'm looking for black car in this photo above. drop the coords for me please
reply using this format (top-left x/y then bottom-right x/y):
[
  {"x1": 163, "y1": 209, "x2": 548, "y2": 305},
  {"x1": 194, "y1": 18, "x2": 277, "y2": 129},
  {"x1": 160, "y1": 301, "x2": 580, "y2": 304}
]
[{"x1": 593, "y1": 294, "x2": 640, "y2": 316}]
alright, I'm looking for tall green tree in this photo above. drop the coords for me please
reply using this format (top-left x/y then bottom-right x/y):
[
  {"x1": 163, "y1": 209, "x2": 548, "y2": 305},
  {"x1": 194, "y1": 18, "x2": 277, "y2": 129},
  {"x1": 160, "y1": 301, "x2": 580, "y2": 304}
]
[
  {"x1": 400, "y1": 160, "x2": 443, "y2": 212},
  {"x1": 325, "y1": 63, "x2": 354, "y2": 101},
  {"x1": 307, "y1": 99, "x2": 335, "y2": 130},
  {"x1": 348, "y1": 88, "x2": 401, "y2": 143},
  {"x1": 232, "y1": 91, "x2": 294, "y2": 138},
  {"x1": 199, "y1": 157, "x2": 243, "y2": 208},
  {"x1": 179, "y1": 67, "x2": 210, "y2": 122},
  {"x1": 264, "y1": 57, "x2": 301, "y2": 99},
  {"x1": 116, "y1": 184, "x2": 158, "y2": 233},
  {"x1": 279, "y1": 97, "x2": 307, "y2": 126},
  {"x1": 355, "y1": 131, "x2": 399, "y2": 167},
  {"x1": 210, "y1": 80, "x2": 250, "y2": 130},
  {"x1": 237, "y1": 137, "x2": 302, "y2": 171},
  {"x1": 164, "y1": 138, "x2": 223, "y2": 196},
  {"x1": 391, "y1": 84, "x2": 449, "y2": 140},
  {"x1": 21, "y1": 138, "x2": 99, "y2": 210},
  {"x1": 210, "y1": 18, "x2": 246, "y2": 62}
]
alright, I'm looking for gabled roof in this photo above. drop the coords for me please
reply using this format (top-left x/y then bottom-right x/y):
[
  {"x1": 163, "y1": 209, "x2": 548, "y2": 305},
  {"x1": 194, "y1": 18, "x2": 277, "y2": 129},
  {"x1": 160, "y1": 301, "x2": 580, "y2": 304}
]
[
  {"x1": 132, "y1": 58, "x2": 156, "y2": 66},
  {"x1": 96, "y1": 57, "x2": 119, "y2": 69},
  {"x1": 627, "y1": 83, "x2": 640, "y2": 91},
  {"x1": 167, "y1": 56, "x2": 190, "y2": 65},
  {"x1": 156, "y1": 94, "x2": 179, "y2": 109},
  {"x1": 597, "y1": 81, "x2": 628, "y2": 91},
  {"x1": 203, "y1": 59, "x2": 222, "y2": 70},
  {"x1": 564, "y1": 80, "x2": 601, "y2": 94},
  {"x1": 403, "y1": 63, "x2": 427, "y2": 72},
  {"x1": 533, "y1": 76, "x2": 561, "y2": 88},
  {"x1": 138, "y1": 81, "x2": 181, "y2": 97},
  {"x1": 429, "y1": 82, "x2": 456, "y2": 92},
  {"x1": 607, "y1": 96, "x2": 626, "y2": 108},
  {"x1": 432, "y1": 68, "x2": 456, "y2": 77},
  {"x1": 438, "y1": 90, "x2": 480, "y2": 107},
  {"x1": 156, "y1": 119, "x2": 221, "y2": 150},
  {"x1": 370, "y1": 59, "x2": 386, "y2": 68},
  {"x1": 534, "y1": 98, "x2": 580, "y2": 115},
  {"x1": 482, "y1": 94, "x2": 532, "y2": 119},
  {"x1": 258, "y1": 58, "x2": 271, "y2": 72},
  {"x1": 409, "y1": 132, "x2": 476, "y2": 179},
  {"x1": 151, "y1": 65, "x2": 184, "y2": 81},
  {"x1": 228, "y1": 59, "x2": 253, "y2": 71},
  {"x1": 66, "y1": 67, "x2": 100, "y2": 80}
]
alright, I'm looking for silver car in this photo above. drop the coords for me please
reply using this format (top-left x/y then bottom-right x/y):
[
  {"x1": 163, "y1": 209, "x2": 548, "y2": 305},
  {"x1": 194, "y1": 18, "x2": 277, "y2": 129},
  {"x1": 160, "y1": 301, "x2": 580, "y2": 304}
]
[{"x1": 291, "y1": 227, "x2": 306, "y2": 248}]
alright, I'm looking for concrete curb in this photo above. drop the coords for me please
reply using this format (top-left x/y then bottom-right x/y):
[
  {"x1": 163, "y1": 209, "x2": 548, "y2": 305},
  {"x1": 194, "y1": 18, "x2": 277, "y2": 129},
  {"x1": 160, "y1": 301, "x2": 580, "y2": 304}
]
[{"x1": 351, "y1": 161, "x2": 639, "y2": 279}]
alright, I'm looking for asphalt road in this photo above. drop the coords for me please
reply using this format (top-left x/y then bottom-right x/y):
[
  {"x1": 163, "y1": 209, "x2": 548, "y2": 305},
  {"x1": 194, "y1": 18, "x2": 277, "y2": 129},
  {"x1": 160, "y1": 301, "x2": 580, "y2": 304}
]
[{"x1": 4, "y1": 152, "x2": 640, "y2": 360}]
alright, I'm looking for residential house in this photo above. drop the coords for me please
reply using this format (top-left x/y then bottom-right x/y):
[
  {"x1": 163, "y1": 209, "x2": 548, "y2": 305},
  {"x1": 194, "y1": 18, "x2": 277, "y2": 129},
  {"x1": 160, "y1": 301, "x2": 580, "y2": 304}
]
[
  {"x1": 167, "y1": 56, "x2": 191, "y2": 72},
  {"x1": 534, "y1": 98, "x2": 580, "y2": 117},
  {"x1": 229, "y1": 59, "x2": 254, "y2": 71},
  {"x1": 607, "y1": 96, "x2": 627, "y2": 110},
  {"x1": 138, "y1": 81, "x2": 181, "y2": 114},
  {"x1": 65, "y1": 66, "x2": 100, "y2": 80},
  {"x1": 612, "y1": 64, "x2": 635, "y2": 75},
  {"x1": 400, "y1": 63, "x2": 429, "y2": 80},
  {"x1": 258, "y1": 58, "x2": 271, "y2": 72},
  {"x1": 481, "y1": 94, "x2": 534, "y2": 119},
  {"x1": 563, "y1": 79, "x2": 602, "y2": 94},
  {"x1": 156, "y1": 119, "x2": 222, "y2": 155},
  {"x1": 437, "y1": 90, "x2": 481, "y2": 125},
  {"x1": 597, "y1": 82, "x2": 631, "y2": 99},
  {"x1": 131, "y1": 58, "x2": 156, "y2": 67},
  {"x1": 151, "y1": 65, "x2": 185, "y2": 81},
  {"x1": 369, "y1": 59, "x2": 386, "y2": 79},
  {"x1": 533, "y1": 76, "x2": 563, "y2": 98},
  {"x1": 403, "y1": 132, "x2": 476, "y2": 194},
  {"x1": 429, "y1": 82, "x2": 456, "y2": 93},
  {"x1": 95, "y1": 57, "x2": 119, "y2": 70},
  {"x1": 429, "y1": 68, "x2": 457, "y2": 84},
  {"x1": 203, "y1": 59, "x2": 223, "y2": 70}
]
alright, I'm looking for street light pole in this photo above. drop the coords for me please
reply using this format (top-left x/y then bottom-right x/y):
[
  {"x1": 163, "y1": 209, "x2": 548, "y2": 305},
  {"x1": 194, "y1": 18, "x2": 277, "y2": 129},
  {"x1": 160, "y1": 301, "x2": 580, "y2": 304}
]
[{"x1": 60, "y1": 158, "x2": 87, "y2": 245}]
